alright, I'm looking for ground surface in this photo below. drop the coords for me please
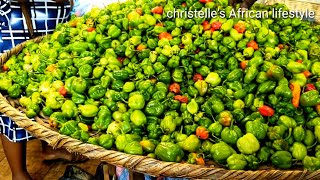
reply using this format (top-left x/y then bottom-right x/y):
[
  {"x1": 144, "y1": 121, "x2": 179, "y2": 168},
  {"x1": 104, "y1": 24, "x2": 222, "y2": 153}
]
[{"x1": 0, "y1": 139, "x2": 101, "y2": 180}]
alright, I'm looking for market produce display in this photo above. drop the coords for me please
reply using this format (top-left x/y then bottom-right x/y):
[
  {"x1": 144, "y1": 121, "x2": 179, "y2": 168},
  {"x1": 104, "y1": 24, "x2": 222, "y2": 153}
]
[{"x1": 1, "y1": 0, "x2": 320, "y2": 171}]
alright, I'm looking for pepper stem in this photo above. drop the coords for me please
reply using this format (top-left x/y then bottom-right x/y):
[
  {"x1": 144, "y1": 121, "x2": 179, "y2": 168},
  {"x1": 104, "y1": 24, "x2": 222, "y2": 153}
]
[
  {"x1": 307, "y1": 141, "x2": 318, "y2": 149},
  {"x1": 284, "y1": 128, "x2": 292, "y2": 140}
]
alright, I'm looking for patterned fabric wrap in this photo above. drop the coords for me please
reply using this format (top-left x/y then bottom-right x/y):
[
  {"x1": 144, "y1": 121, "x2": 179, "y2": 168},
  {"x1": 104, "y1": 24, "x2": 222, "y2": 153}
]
[
  {"x1": 115, "y1": 167, "x2": 189, "y2": 180},
  {"x1": 0, "y1": 0, "x2": 73, "y2": 142},
  {"x1": 0, "y1": 0, "x2": 72, "y2": 53}
]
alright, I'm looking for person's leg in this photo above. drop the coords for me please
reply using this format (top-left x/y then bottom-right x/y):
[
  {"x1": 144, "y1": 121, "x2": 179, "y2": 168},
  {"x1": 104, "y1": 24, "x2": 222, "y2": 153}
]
[
  {"x1": 1, "y1": 135, "x2": 31, "y2": 180},
  {"x1": 41, "y1": 140, "x2": 70, "y2": 161},
  {"x1": 41, "y1": 141, "x2": 86, "y2": 162}
]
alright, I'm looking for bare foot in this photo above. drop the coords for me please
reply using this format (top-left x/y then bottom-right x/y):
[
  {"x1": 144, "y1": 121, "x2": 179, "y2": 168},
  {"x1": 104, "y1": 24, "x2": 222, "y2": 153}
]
[
  {"x1": 42, "y1": 146, "x2": 87, "y2": 162},
  {"x1": 42, "y1": 147, "x2": 72, "y2": 161}
]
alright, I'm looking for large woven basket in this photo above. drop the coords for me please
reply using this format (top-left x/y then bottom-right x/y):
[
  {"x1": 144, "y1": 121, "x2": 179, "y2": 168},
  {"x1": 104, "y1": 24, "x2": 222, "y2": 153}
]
[{"x1": 1, "y1": 2, "x2": 320, "y2": 179}]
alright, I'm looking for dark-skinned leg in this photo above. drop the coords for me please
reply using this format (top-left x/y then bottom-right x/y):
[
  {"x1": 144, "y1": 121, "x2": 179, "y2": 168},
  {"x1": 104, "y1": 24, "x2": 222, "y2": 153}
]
[
  {"x1": 1, "y1": 135, "x2": 31, "y2": 180},
  {"x1": 41, "y1": 140, "x2": 71, "y2": 161},
  {"x1": 41, "y1": 141, "x2": 86, "y2": 162}
]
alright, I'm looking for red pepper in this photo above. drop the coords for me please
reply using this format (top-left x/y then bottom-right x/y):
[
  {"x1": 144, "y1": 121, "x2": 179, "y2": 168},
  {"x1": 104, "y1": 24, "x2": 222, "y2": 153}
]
[
  {"x1": 88, "y1": 125, "x2": 92, "y2": 131},
  {"x1": 240, "y1": 60, "x2": 248, "y2": 70},
  {"x1": 117, "y1": 57, "x2": 125, "y2": 64},
  {"x1": 247, "y1": 40, "x2": 259, "y2": 50},
  {"x1": 151, "y1": 6, "x2": 163, "y2": 14},
  {"x1": 87, "y1": 27, "x2": 95, "y2": 32},
  {"x1": 258, "y1": 105, "x2": 275, "y2": 117},
  {"x1": 278, "y1": 44, "x2": 284, "y2": 49},
  {"x1": 199, "y1": 0, "x2": 212, "y2": 3},
  {"x1": 193, "y1": 73, "x2": 203, "y2": 82},
  {"x1": 202, "y1": 21, "x2": 211, "y2": 31},
  {"x1": 174, "y1": 95, "x2": 188, "y2": 103},
  {"x1": 296, "y1": 59, "x2": 303, "y2": 64},
  {"x1": 194, "y1": 48, "x2": 201, "y2": 54},
  {"x1": 2, "y1": 65, "x2": 9, "y2": 71},
  {"x1": 305, "y1": 84, "x2": 316, "y2": 92},
  {"x1": 58, "y1": 86, "x2": 67, "y2": 97},
  {"x1": 211, "y1": 22, "x2": 222, "y2": 31},
  {"x1": 169, "y1": 83, "x2": 180, "y2": 94},
  {"x1": 136, "y1": 8, "x2": 143, "y2": 15},
  {"x1": 290, "y1": 82, "x2": 301, "y2": 108},
  {"x1": 234, "y1": 22, "x2": 246, "y2": 33},
  {"x1": 181, "y1": 2, "x2": 187, "y2": 7},
  {"x1": 196, "y1": 126, "x2": 209, "y2": 140},
  {"x1": 303, "y1": 70, "x2": 312, "y2": 78},
  {"x1": 159, "y1": 32, "x2": 173, "y2": 40}
]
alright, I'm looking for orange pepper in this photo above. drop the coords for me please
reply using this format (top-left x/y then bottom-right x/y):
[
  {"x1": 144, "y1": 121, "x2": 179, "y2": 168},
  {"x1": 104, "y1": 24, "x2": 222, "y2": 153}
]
[
  {"x1": 303, "y1": 70, "x2": 312, "y2": 78},
  {"x1": 158, "y1": 32, "x2": 172, "y2": 40},
  {"x1": 240, "y1": 60, "x2": 248, "y2": 70},
  {"x1": 136, "y1": 44, "x2": 147, "y2": 51},
  {"x1": 290, "y1": 82, "x2": 301, "y2": 108},
  {"x1": 316, "y1": 104, "x2": 320, "y2": 114}
]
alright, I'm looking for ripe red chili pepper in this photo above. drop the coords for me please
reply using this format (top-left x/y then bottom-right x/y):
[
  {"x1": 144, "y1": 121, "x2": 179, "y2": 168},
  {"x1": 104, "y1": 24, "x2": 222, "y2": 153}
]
[
  {"x1": 87, "y1": 125, "x2": 92, "y2": 131},
  {"x1": 117, "y1": 57, "x2": 125, "y2": 64},
  {"x1": 2, "y1": 65, "x2": 9, "y2": 71},
  {"x1": 159, "y1": 32, "x2": 173, "y2": 40},
  {"x1": 296, "y1": 59, "x2": 303, "y2": 64},
  {"x1": 196, "y1": 126, "x2": 209, "y2": 140},
  {"x1": 303, "y1": 70, "x2": 312, "y2": 78},
  {"x1": 211, "y1": 22, "x2": 222, "y2": 31},
  {"x1": 240, "y1": 60, "x2": 248, "y2": 70},
  {"x1": 258, "y1": 105, "x2": 275, "y2": 117},
  {"x1": 169, "y1": 83, "x2": 180, "y2": 94},
  {"x1": 202, "y1": 20, "x2": 211, "y2": 31},
  {"x1": 247, "y1": 40, "x2": 259, "y2": 50},
  {"x1": 58, "y1": 86, "x2": 67, "y2": 97},
  {"x1": 87, "y1": 27, "x2": 95, "y2": 32},
  {"x1": 305, "y1": 84, "x2": 316, "y2": 92},
  {"x1": 193, "y1": 73, "x2": 203, "y2": 82},
  {"x1": 194, "y1": 48, "x2": 201, "y2": 54},
  {"x1": 174, "y1": 95, "x2": 188, "y2": 103},
  {"x1": 199, "y1": 0, "x2": 212, "y2": 3},
  {"x1": 234, "y1": 22, "x2": 246, "y2": 33},
  {"x1": 278, "y1": 44, "x2": 284, "y2": 49},
  {"x1": 151, "y1": 6, "x2": 163, "y2": 14}
]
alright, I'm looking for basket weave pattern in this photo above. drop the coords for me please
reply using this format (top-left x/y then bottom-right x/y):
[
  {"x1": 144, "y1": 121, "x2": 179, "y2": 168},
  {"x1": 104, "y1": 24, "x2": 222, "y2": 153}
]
[{"x1": 0, "y1": 19, "x2": 320, "y2": 180}]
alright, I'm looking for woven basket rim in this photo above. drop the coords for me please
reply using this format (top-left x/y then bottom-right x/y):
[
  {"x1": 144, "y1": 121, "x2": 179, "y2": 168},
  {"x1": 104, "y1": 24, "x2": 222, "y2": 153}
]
[{"x1": 0, "y1": 33, "x2": 320, "y2": 179}]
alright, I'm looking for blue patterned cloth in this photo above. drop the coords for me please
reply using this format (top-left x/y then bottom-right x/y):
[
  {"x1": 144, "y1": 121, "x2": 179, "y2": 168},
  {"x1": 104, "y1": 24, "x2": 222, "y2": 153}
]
[
  {"x1": 0, "y1": 0, "x2": 73, "y2": 142},
  {"x1": 0, "y1": 0, "x2": 73, "y2": 52},
  {"x1": 0, "y1": 115, "x2": 33, "y2": 142},
  {"x1": 115, "y1": 167, "x2": 189, "y2": 180}
]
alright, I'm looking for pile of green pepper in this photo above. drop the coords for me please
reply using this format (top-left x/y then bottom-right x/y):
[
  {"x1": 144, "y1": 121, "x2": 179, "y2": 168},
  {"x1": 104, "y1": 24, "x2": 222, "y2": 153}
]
[{"x1": 1, "y1": 0, "x2": 320, "y2": 171}]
